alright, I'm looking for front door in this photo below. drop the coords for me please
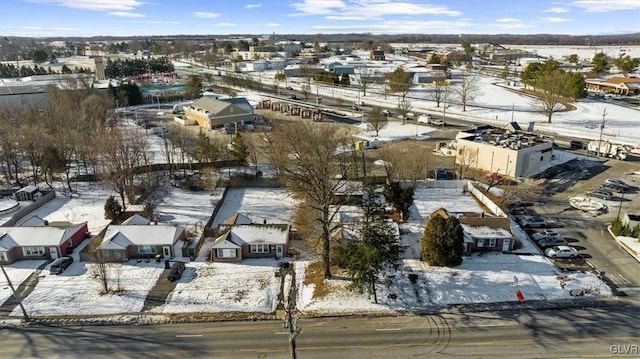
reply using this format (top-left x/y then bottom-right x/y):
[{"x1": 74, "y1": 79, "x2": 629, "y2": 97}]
[
  {"x1": 49, "y1": 247, "x2": 59, "y2": 259},
  {"x1": 163, "y1": 246, "x2": 171, "y2": 258},
  {"x1": 276, "y1": 245, "x2": 283, "y2": 259},
  {"x1": 502, "y1": 239, "x2": 511, "y2": 252}
]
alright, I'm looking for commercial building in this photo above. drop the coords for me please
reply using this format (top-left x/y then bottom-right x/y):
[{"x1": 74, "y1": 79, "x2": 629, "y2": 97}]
[{"x1": 454, "y1": 125, "x2": 554, "y2": 178}]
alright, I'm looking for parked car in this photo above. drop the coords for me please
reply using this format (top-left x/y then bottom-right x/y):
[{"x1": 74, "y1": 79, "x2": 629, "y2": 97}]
[
  {"x1": 587, "y1": 188, "x2": 613, "y2": 200},
  {"x1": 604, "y1": 178, "x2": 630, "y2": 189},
  {"x1": 50, "y1": 256, "x2": 74, "y2": 275},
  {"x1": 167, "y1": 262, "x2": 186, "y2": 282},
  {"x1": 286, "y1": 86, "x2": 294, "y2": 90},
  {"x1": 519, "y1": 216, "x2": 548, "y2": 228},
  {"x1": 600, "y1": 182, "x2": 627, "y2": 193},
  {"x1": 532, "y1": 230, "x2": 562, "y2": 241},
  {"x1": 537, "y1": 237, "x2": 568, "y2": 248},
  {"x1": 510, "y1": 207, "x2": 529, "y2": 216},
  {"x1": 545, "y1": 246, "x2": 579, "y2": 259},
  {"x1": 570, "y1": 140, "x2": 586, "y2": 150},
  {"x1": 352, "y1": 104, "x2": 360, "y2": 111},
  {"x1": 432, "y1": 119, "x2": 445, "y2": 126},
  {"x1": 382, "y1": 109, "x2": 392, "y2": 116}
]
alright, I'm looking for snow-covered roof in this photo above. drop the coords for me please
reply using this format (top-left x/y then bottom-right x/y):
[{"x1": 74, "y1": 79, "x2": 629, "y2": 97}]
[
  {"x1": 214, "y1": 224, "x2": 289, "y2": 247},
  {"x1": 16, "y1": 185, "x2": 39, "y2": 194},
  {"x1": 222, "y1": 213, "x2": 253, "y2": 225},
  {"x1": 459, "y1": 217, "x2": 513, "y2": 240},
  {"x1": 0, "y1": 224, "x2": 86, "y2": 250},
  {"x1": 121, "y1": 214, "x2": 151, "y2": 225},
  {"x1": 98, "y1": 224, "x2": 184, "y2": 250}
]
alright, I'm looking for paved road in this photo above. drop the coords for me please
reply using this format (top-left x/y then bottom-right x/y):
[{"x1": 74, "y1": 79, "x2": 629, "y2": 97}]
[{"x1": 4, "y1": 306, "x2": 639, "y2": 358}]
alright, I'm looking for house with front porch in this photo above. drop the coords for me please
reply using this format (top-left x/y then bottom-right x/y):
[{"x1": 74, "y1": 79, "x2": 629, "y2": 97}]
[
  {"x1": 0, "y1": 222, "x2": 88, "y2": 264},
  {"x1": 96, "y1": 224, "x2": 186, "y2": 262},
  {"x1": 210, "y1": 213, "x2": 290, "y2": 262},
  {"x1": 429, "y1": 208, "x2": 514, "y2": 254}
]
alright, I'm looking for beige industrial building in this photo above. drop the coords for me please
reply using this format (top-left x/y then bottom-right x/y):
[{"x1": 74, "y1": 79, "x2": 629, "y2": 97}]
[
  {"x1": 183, "y1": 97, "x2": 254, "y2": 129},
  {"x1": 454, "y1": 125, "x2": 554, "y2": 178}
]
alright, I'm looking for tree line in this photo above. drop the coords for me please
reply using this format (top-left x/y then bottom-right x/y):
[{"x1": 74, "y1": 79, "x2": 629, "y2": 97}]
[
  {"x1": 104, "y1": 57, "x2": 174, "y2": 79},
  {"x1": 0, "y1": 63, "x2": 91, "y2": 78}
]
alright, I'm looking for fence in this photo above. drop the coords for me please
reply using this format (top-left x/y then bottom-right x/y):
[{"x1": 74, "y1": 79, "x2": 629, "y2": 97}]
[
  {"x1": 2, "y1": 190, "x2": 56, "y2": 227},
  {"x1": 192, "y1": 186, "x2": 230, "y2": 258}
]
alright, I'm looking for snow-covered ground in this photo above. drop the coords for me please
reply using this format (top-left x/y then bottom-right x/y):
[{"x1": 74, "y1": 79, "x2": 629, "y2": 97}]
[
  {"x1": 153, "y1": 259, "x2": 280, "y2": 314},
  {"x1": 0, "y1": 260, "x2": 45, "y2": 306},
  {"x1": 2, "y1": 179, "x2": 611, "y2": 318}
]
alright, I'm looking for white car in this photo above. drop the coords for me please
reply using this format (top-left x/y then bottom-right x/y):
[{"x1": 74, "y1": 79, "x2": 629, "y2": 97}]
[
  {"x1": 545, "y1": 246, "x2": 579, "y2": 259},
  {"x1": 432, "y1": 119, "x2": 445, "y2": 126}
]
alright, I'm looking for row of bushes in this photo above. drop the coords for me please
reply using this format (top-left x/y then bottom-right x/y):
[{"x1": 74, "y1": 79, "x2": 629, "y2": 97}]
[{"x1": 611, "y1": 217, "x2": 640, "y2": 238}]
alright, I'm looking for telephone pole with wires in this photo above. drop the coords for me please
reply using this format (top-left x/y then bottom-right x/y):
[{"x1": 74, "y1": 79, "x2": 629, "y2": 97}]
[
  {"x1": 0, "y1": 264, "x2": 29, "y2": 321},
  {"x1": 280, "y1": 265, "x2": 301, "y2": 359}
]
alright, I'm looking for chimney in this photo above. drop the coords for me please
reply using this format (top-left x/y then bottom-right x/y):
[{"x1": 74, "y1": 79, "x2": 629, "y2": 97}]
[
  {"x1": 263, "y1": 218, "x2": 267, "y2": 224},
  {"x1": 44, "y1": 220, "x2": 49, "y2": 226}
]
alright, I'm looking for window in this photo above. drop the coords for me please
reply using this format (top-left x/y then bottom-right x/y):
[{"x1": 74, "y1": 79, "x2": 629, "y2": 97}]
[
  {"x1": 476, "y1": 239, "x2": 485, "y2": 247},
  {"x1": 250, "y1": 244, "x2": 270, "y2": 253},
  {"x1": 23, "y1": 247, "x2": 45, "y2": 256},
  {"x1": 216, "y1": 249, "x2": 237, "y2": 258},
  {"x1": 488, "y1": 238, "x2": 496, "y2": 247},
  {"x1": 138, "y1": 245, "x2": 155, "y2": 254},
  {"x1": 0, "y1": 251, "x2": 7, "y2": 261}
]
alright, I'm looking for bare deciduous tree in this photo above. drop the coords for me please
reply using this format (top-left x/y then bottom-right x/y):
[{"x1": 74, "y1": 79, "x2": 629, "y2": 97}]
[
  {"x1": 379, "y1": 145, "x2": 430, "y2": 186},
  {"x1": 267, "y1": 122, "x2": 353, "y2": 279},
  {"x1": 99, "y1": 127, "x2": 147, "y2": 209},
  {"x1": 455, "y1": 145, "x2": 479, "y2": 179},
  {"x1": 366, "y1": 107, "x2": 387, "y2": 137},
  {"x1": 396, "y1": 100, "x2": 412, "y2": 125},
  {"x1": 534, "y1": 70, "x2": 571, "y2": 123},
  {"x1": 430, "y1": 80, "x2": 449, "y2": 107},
  {"x1": 454, "y1": 74, "x2": 481, "y2": 112}
]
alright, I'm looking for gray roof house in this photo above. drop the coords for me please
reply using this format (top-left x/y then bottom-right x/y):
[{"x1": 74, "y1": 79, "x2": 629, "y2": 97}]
[{"x1": 97, "y1": 224, "x2": 186, "y2": 262}]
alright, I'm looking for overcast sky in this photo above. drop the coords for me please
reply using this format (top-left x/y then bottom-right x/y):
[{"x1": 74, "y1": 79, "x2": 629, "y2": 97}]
[{"x1": 1, "y1": 0, "x2": 639, "y2": 37}]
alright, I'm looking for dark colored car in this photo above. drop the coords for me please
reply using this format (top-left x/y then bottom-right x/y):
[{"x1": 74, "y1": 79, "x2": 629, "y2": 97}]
[
  {"x1": 167, "y1": 262, "x2": 186, "y2": 282},
  {"x1": 50, "y1": 256, "x2": 74, "y2": 275},
  {"x1": 570, "y1": 140, "x2": 586, "y2": 150}
]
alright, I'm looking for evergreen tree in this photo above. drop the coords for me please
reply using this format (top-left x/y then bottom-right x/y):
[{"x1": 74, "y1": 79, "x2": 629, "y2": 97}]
[
  {"x1": 344, "y1": 190, "x2": 401, "y2": 303},
  {"x1": 104, "y1": 195, "x2": 123, "y2": 220},
  {"x1": 421, "y1": 213, "x2": 464, "y2": 267},
  {"x1": 229, "y1": 132, "x2": 249, "y2": 164},
  {"x1": 383, "y1": 181, "x2": 414, "y2": 221}
]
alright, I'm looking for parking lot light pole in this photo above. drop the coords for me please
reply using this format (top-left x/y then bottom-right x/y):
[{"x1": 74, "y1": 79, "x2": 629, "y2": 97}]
[{"x1": 616, "y1": 190, "x2": 625, "y2": 219}]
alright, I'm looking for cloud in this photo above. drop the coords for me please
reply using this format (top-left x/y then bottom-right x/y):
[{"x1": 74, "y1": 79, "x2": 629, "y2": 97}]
[
  {"x1": 539, "y1": 17, "x2": 573, "y2": 23},
  {"x1": 291, "y1": 0, "x2": 346, "y2": 15},
  {"x1": 245, "y1": 3, "x2": 261, "y2": 9},
  {"x1": 290, "y1": 0, "x2": 462, "y2": 18},
  {"x1": 495, "y1": 18, "x2": 520, "y2": 23},
  {"x1": 25, "y1": 0, "x2": 145, "y2": 12},
  {"x1": 127, "y1": 20, "x2": 181, "y2": 24},
  {"x1": 193, "y1": 11, "x2": 220, "y2": 18},
  {"x1": 313, "y1": 19, "x2": 474, "y2": 34},
  {"x1": 108, "y1": 11, "x2": 145, "y2": 17},
  {"x1": 571, "y1": 0, "x2": 640, "y2": 12},
  {"x1": 543, "y1": 7, "x2": 570, "y2": 13}
]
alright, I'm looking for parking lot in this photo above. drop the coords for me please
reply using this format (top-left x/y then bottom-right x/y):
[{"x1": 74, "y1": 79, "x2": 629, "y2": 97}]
[{"x1": 516, "y1": 154, "x2": 640, "y2": 295}]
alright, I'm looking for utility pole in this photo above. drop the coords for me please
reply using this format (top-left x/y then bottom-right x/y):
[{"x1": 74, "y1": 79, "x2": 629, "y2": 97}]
[
  {"x1": 597, "y1": 108, "x2": 607, "y2": 158},
  {"x1": 442, "y1": 85, "x2": 448, "y2": 125},
  {"x1": 0, "y1": 264, "x2": 29, "y2": 321},
  {"x1": 282, "y1": 268, "x2": 301, "y2": 359}
]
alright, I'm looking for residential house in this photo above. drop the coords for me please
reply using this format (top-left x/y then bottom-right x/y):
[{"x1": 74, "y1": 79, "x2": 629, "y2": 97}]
[
  {"x1": 330, "y1": 180, "x2": 365, "y2": 205},
  {"x1": 97, "y1": 224, "x2": 186, "y2": 262},
  {"x1": 210, "y1": 214, "x2": 290, "y2": 262},
  {"x1": 429, "y1": 208, "x2": 514, "y2": 254},
  {"x1": 458, "y1": 217, "x2": 514, "y2": 253},
  {"x1": 183, "y1": 96, "x2": 254, "y2": 130},
  {"x1": 0, "y1": 222, "x2": 88, "y2": 264}
]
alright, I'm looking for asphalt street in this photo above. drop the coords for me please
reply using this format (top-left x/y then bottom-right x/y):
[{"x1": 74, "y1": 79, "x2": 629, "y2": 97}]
[{"x1": 3, "y1": 305, "x2": 639, "y2": 358}]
